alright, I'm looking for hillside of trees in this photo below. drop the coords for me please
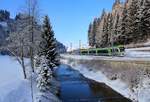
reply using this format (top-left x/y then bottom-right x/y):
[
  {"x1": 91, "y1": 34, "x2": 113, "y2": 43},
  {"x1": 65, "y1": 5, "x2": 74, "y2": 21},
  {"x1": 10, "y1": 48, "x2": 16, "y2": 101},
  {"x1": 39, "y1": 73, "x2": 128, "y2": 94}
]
[
  {"x1": 0, "y1": 10, "x2": 66, "y2": 55},
  {"x1": 88, "y1": 0, "x2": 150, "y2": 48}
]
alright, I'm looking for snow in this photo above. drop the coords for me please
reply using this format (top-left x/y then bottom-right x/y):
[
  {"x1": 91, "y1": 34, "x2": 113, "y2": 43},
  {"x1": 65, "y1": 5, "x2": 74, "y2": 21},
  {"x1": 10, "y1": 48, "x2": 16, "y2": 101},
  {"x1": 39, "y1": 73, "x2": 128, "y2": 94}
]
[
  {"x1": 0, "y1": 55, "x2": 60, "y2": 102},
  {"x1": 126, "y1": 47, "x2": 150, "y2": 51},
  {"x1": 61, "y1": 54, "x2": 150, "y2": 61},
  {"x1": 0, "y1": 55, "x2": 32, "y2": 102},
  {"x1": 68, "y1": 64, "x2": 150, "y2": 102},
  {"x1": 65, "y1": 64, "x2": 136, "y2": 101},
  {"x1": 144, "y1": 40, "x2": 150, "y2": 45},
  {"x1": 0, "y1": 22, "x2": 8, "y2": 27},
  {"x1": 125, "y1": 50, "x2": 150, "y2": 58},
  {"x1": 61, "y1": 55, "x2": 150, "y2": 102},
  {"x1": 0, "y1": 80, "x2": 32, "y2": 102},
  {"x1": 136, "y1": 77, "x2": 150, "y2": 102},
  {"x1": 125, "y1": 47, "x2": 150, "y2": 58}
]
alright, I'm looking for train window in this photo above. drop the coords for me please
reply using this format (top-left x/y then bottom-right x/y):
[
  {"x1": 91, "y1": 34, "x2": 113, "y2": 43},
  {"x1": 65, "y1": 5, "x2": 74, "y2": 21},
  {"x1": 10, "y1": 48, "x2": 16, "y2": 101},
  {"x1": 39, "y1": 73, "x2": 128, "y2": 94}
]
[
  {"x1": 111, "y1": 48, "x2": 119, "y2": 52},
  {"x1": 81, "y1": 51, "x2": 88, "y2": 54},
  {"x1": 114, "y1": 48, "x2": 119, "y2": 52},
  {"x1": 120, "y1": 47, "x2": 125, "y2": 52},
  {"x1": 89, "y1": 50, "x2": 96, "y2": 54},
  {"x1": 97, "y1": 50, "x2": 108, "y2": 53}
]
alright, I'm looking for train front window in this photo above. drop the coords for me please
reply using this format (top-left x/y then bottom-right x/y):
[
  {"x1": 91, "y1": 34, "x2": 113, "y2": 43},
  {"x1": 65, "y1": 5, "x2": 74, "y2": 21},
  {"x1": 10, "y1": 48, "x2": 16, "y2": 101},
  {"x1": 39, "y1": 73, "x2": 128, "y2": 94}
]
[{"x1": 120, "y1": 47, "x2": 125, "y2": 52}]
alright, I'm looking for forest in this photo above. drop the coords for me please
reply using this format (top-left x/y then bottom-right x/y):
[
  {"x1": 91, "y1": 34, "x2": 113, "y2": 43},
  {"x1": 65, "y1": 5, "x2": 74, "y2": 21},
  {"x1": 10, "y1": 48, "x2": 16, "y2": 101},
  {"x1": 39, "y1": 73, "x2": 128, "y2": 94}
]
[{"x1": 88, "y1": 0, "x2": 150, "y2": 48}]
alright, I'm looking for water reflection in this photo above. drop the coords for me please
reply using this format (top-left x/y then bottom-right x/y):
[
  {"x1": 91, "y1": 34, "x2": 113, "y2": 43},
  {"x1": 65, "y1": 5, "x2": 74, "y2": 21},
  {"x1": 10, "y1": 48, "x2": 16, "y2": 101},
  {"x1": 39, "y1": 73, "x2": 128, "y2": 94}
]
[{"x1": 55, "y1": 65, "x2": 132, "y2": 102}]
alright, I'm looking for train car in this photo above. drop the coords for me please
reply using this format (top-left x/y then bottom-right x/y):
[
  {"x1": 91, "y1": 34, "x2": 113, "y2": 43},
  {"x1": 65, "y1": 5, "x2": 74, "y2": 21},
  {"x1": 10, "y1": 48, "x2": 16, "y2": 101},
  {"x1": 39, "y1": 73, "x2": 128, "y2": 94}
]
[{"x1": 80, "y1": 46, "x2": 125, "y2": 56}]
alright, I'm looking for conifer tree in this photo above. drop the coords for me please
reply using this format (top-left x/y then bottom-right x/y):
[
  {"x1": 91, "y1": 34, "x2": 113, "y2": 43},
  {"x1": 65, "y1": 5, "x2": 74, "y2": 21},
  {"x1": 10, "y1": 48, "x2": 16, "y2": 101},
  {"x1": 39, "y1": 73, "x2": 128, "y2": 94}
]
[
  {"x1": 88, "y1": 23, "x2": 93, "y2": 47},
  {"x1": 91, "y1": 18, "x2": 98, "y2": 47},
  {"x1": 39, "y1": 15, "x2": 60, "y2": 71},
  {"x1": 95, "y1": 9, "x2": 106, "y2": 48},
  {"x1": 36, "y1": 56, "x2": 52, "y2": 92},
  {"x1": 101, "y1": 14, "x2": 109, "y2": 47},
  {"x1": 126, "y1": 0, "x2": 139, "y2": 43},
  {"x1": 36, "y1": 15, "x2": 60, "y2": 102},
  {"x1": 107, "y1": 13, "x2": 114, "y2": 47},
  {"x1": 140, "y1": 0, "x2": 150, "y2": 41},
  {"x1": 87, "y1": 0, "x2": 150, "y2": 47},
  {"x1": 118, "y1": 4, "x2": 128, "y2": 44}
]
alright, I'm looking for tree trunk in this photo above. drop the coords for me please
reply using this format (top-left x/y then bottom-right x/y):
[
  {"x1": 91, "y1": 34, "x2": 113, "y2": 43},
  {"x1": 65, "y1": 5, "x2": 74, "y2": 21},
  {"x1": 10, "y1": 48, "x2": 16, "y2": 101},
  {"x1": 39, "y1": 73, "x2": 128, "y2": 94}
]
[
  {"x1": 22, "y1": 59, "x2": 27, "y2": 79},
  {"x1": 21, "y1": 41, "x2": 27, "y2": 79}
]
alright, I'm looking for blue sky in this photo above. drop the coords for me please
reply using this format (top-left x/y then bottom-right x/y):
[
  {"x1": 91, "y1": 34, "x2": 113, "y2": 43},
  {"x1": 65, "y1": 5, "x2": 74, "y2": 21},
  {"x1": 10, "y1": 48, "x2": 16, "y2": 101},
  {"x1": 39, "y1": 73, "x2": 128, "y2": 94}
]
[{"x1": 0, "y1": 0, "x2": 122, "y2": 48}]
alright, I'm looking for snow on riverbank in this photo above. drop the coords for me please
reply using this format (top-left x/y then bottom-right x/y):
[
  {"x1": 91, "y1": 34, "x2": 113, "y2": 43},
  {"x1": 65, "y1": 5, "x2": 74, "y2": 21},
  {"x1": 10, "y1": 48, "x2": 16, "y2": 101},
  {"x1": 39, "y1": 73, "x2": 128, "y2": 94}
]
[
  {"x1": 70, "y1": 65, "x2": 136, "y2": 101},
  {"x1": 73, "y1": 66, "x2": 150, "y2": 102},
  {"x1": 62, "y1": 58, "x2": 150, "y2": 102}
]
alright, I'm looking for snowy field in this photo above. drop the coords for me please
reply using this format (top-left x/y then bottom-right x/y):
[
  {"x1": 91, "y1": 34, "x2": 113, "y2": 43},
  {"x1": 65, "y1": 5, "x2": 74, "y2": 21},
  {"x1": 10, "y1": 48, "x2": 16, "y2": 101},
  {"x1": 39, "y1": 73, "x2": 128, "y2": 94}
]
[{"x1": 0, "y1": 55, "x2": 32, "y2": 102}]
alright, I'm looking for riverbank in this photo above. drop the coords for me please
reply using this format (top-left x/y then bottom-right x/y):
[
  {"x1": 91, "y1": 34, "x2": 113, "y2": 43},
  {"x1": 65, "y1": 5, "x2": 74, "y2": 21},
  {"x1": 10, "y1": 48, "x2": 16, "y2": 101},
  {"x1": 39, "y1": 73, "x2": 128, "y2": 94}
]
[
  {"x1": 61, "y1": 55, "x2": 150, "y2": 102},
  {"x1": 55, "y1": 64, "x2": 131, "y2": 102}
]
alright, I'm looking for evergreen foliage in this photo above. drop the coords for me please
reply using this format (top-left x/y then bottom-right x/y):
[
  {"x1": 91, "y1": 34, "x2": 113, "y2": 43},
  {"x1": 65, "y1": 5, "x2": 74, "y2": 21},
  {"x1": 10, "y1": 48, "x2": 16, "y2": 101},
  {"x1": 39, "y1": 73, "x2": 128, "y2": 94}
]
[
  {"x1": 88, "y1": 0, "x2": 150, "y2": 48},
  {"x1": 36, "y1": 16, "x2": 60, "y2": 101},
  {"x1": 126, "y1": 0, "x2": 139, "y2": 43},
  {"x1": 140, "y1": 0, "x2": 150, "y2": 40},
  {"x1": 39, "y1": 15, "x2": 60, "y2": 70},
  {"x1": 0, "y1": 10, "x2": 10, "y2": 21},
  {"x1": 36, "y1": 56, "x2": 52, "y2": 92},
  {"x1": 118, "y1": 4, "x2": 128, "y2": 44}
]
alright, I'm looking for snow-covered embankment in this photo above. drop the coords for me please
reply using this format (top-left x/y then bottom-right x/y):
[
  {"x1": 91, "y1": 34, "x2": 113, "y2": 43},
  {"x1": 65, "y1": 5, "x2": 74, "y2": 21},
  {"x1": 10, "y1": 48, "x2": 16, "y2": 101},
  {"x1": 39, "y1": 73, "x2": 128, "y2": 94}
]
[{"x1": 61, "y1": 54, "x2": 150, "y2": 102}]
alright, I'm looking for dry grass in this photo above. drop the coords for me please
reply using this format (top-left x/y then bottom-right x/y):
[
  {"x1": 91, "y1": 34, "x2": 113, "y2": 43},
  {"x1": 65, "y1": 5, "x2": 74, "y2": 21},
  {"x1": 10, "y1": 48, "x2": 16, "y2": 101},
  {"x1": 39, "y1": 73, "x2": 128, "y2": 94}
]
[{"x1": 65, "y1": 58, "x2": 150, "y2": 92}]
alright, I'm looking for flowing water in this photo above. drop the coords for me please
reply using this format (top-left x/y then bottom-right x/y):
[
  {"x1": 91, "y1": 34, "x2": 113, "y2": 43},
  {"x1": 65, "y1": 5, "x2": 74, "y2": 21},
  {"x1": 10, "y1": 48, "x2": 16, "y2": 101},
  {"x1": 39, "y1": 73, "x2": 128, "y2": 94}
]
[{"x1": 55, "y1": 65, "x2": 132, "y2": 102}]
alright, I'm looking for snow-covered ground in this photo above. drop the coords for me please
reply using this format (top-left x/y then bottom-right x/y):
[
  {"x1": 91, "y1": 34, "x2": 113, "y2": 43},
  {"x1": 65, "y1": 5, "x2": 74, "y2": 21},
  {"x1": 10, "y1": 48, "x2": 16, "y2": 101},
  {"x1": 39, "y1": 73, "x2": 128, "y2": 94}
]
[
  {"x1": 0, "y1": 55, "x2": 33, "y2": 102},
  {"x1": 61, "y1": 54, "x2": 150, "y2": 61},
  {"x1": 0, "y1": 55, "x2": 61, "y2": 102},
  {"x1": 125, "y1": 46, "x2": 150, "y2": 58},
  {"x1": 0, "y1": 22, "x2": 8, "y2": 27},
  {"x1": 67, "y1": 64, "x2": 150, "y2": 102},
  {"x1": 61, "y1": 55, "x2": 150, "y2": 102}
]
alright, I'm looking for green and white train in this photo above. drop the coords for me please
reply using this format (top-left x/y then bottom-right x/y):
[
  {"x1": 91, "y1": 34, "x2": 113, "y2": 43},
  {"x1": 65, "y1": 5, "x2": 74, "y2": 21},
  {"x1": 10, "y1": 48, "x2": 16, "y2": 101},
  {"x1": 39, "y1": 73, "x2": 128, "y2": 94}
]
[{"x1": 80, "y1": 46, "x2": 125, "y2": 56}]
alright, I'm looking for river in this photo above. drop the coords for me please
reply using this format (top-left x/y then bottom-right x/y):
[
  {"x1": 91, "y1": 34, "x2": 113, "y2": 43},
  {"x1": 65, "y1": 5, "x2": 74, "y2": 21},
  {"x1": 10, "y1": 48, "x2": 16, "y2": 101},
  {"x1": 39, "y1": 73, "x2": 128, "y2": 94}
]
[{"x1": 55, "y1": 65, "x2": 132, "y2": 102}]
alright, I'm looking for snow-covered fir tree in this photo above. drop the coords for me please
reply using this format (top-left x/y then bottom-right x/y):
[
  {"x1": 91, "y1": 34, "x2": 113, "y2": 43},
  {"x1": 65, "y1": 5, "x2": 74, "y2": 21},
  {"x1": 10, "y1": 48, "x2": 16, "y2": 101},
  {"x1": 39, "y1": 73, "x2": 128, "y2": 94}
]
[
  {"x1": 95, "y1": 9, "x2": 107, "y2": 48},
  {"x1": 107, "y1": 13, "x2": 114, "y2": 47},
  {"x1": 36, "y1": 15, "x2": 60, "y2": 102},
  {"x1": 101, "y1": 13, "x2": 109, "y2": 47},
  {"x1": 125, "y1": 0, "x2": 139, "y2": 43},
  {"x1": 118, "y1": 3, "x2": 128, "y2": 44},
  {"x1": 89, "y1": 18, "x2": 98, "y2": 47},
  {"x1": 140, "y1": 0, "x2": 150, "y2": 41},
  {"x1": 88, "y1": 0, "x2": 150, "y2": 47},
  {"x1": 35, "y1": 56, "x2": 60, "y2": 102},
  {"x1": 88, "y1": 23, "x2": 93, "y2": 47},
  {"x1": 39, "y1": 15, "x2": 60, "y2": 70},
  {"x1": 36, "y1": 56, "x2": 52, "y2": 91}
]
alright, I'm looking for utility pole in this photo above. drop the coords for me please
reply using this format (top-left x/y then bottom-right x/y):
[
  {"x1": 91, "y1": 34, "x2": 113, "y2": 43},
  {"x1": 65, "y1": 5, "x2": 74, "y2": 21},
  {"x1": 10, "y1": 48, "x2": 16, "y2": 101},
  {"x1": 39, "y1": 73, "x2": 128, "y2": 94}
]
[
  {"x1": 70, "y1": 42, "x2": 72, "y2": 54},
  {"x1": 79, "y1": 40, "x2": 81, "y2": 49},
  {"x1": 111, "y1": 29, "x2": 115, "y2": 56},
  {"x1": 79, "y1": 40, "x2": 81, "y2": 55}
]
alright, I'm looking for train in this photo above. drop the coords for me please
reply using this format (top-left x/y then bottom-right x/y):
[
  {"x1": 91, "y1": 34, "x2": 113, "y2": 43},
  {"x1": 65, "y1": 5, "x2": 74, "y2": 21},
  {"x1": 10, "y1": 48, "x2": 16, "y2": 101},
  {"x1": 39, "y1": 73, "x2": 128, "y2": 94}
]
[{"x1": 80, "y1": 45, "x2": 125, "y2": 56}]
